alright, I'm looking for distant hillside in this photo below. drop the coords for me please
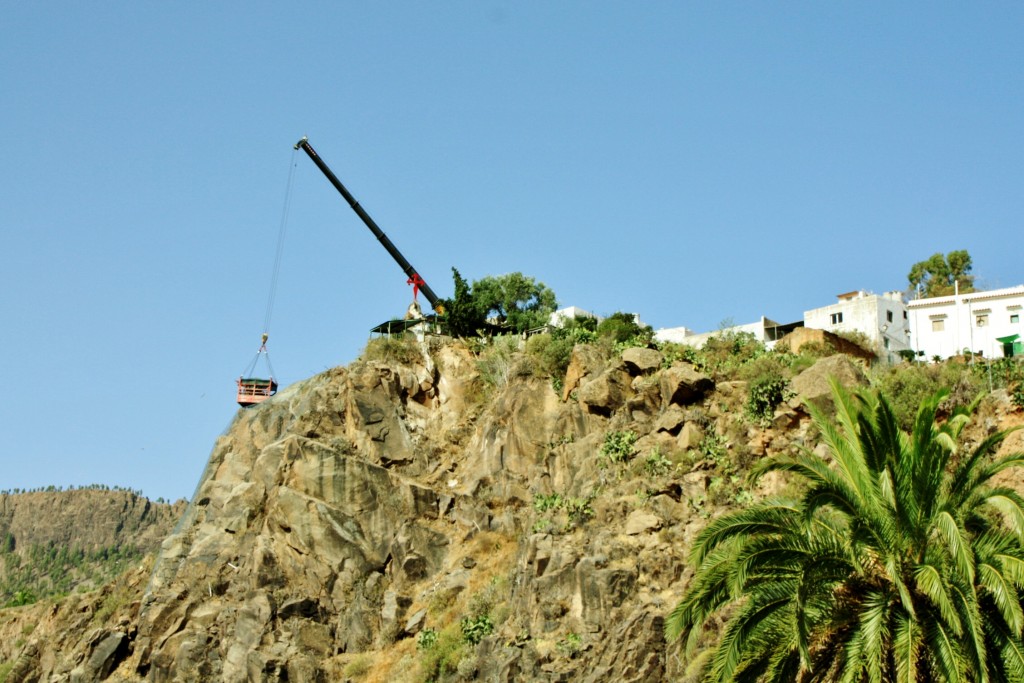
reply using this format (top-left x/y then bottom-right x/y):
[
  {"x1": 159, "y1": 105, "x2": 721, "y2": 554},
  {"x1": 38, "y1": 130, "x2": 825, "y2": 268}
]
[{"x1": 0, "y1": 489, "x2": 186, "y2": 605}]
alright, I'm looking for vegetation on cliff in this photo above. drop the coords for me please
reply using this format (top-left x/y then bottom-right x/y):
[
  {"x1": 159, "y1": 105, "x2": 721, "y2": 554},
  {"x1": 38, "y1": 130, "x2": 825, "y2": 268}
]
[
  {"x1": 2, "y1": 322, "x2": 1024, "y2": 682},
  {"x1": 667, "y1": 382, "x2": 1024, "y2": 681},
  {"x1": 0, "y1": 489, "x2": 184, "y2": 608},
  {"x1": 0, "y1": 539, "x2": 143, "y2": 607}
]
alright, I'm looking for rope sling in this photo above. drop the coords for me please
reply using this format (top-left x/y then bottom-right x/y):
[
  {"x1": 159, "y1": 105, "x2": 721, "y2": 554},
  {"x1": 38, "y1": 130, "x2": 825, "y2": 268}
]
[{"x1": 237, "y1": 149, "x2": 297, "y2": 406}]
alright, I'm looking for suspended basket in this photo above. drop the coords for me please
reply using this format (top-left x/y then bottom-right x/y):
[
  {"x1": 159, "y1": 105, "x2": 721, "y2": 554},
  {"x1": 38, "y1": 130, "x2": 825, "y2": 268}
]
[
  {"x1": 237, "y1": 377, "x2": 278, "y2": 407},
  {"x1": 237, "y1": 334, "x2": 277, "y2": 407}
]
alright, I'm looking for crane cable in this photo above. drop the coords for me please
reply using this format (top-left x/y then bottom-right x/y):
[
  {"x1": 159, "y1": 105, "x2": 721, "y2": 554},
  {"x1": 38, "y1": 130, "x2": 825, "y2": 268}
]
[
  {"x1": 241, "y1": 149, "x2": 297, "y2": 379},
  {"x1": 263, "y1": 148, "x2": 298, "y2": 336}
]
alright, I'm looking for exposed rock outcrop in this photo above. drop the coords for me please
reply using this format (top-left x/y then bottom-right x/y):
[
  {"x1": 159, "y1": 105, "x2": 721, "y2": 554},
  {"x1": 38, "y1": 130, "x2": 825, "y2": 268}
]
[
  {"x1": 0, "y1": 490, "x2": 185, "y2": 556},
  {"x1": 790, "y1": 354, "x2": 869, "y2": 408},
  {"x1": 7, "y1": 340, "x2": 1010, "y2": 682}
]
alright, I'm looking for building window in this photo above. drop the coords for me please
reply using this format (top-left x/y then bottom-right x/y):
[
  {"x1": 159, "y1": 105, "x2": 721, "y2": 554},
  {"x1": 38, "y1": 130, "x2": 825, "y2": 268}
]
[
  {"x1": 932, "y1": 319, "x2": 945, "y2": 332},
  {"x1": 830, "y1": 312, "x2": 843, "y2": 325},
  {"x1": 887, "y1": 311, "x2": 894, "y2": 323},
  {"x1": 903, "y1": 311, "x2": 908, "y2": 320},
  {"x1": 977, "y1": 314, "x2": 988, "y2": 328},
  {"x1": 1012, "y1": 314, "x2": 1020, "y2": 324}
]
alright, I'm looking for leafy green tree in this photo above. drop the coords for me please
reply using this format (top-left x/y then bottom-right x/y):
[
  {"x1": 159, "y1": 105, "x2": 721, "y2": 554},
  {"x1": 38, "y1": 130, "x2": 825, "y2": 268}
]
[
  {"x1": 909, "y1": 250, "x2": 975, "y2": 298},
  {"x1": 440, "y1": 268, "x2": 486, "y2": 338},
  {"x1": 595, "y1": 312, "x2": 652, "y2": 345},
  {"x1": 666, "y1": 381, "x2": 1024, "y2": 682},
  {"x1": 470, "y1": 272, "x2": 557, "y2": 334}
]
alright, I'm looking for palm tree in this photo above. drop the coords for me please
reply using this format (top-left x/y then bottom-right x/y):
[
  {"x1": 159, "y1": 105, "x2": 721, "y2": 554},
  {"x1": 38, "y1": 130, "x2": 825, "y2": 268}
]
[{"x1": 666, "y1": 381, "x2": 1024, "y2": 682}]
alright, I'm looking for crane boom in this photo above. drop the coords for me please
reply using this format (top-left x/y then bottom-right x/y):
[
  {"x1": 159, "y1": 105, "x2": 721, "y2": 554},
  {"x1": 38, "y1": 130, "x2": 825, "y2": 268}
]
[{"x1": 294, "y1": 137, "x2": 441, "y2": 311}]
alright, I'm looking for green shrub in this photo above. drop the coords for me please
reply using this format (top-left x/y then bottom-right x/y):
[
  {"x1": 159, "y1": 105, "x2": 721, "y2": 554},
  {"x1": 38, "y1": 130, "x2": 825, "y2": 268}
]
[
  {"x1": 644, "y1": 448, "x2": 672, "y2": 477},
  {"x1": 525, "y1": 333, "x2": 574, "y2": 382},
  {"x1": 974, "y1": 357, "x2": 1024, "y2": 392},
  {"x1": 657, "y1": 341, "x2": 701, "y2": 369},
  {"x1": 563, "y1": 497, "x2": 595, "y2": 525},
  {"x1": 797, "y1": 341, "x2": 835, "y2": 359},
  {"x1": 871, "y1": 361, "x2": 984, "y2": 430},
  {"x1": 7, "y1": 589, "x2": 35, "y2": 607},
  {"x1": 698, "y1": 431, "x2": 727, "y2": 463},
  {"x1": 1013, "y1": 384, "x2": 1024, "y2": 411},
  {"x1": 532, "y1": 492, "x2": 594, "y2": 531},
  {"x1": 362, "y1": 335, "x2": 421, "y2": 365},
  {"x1": 418, "y1": 623, "x2": 467, "y2": 681},
  {"x1": 557, "y1": 632, "x2": 583, "y2": 656},
  {"x1": 532, "y1": 493, "x2": 563, "y2": 513},
  {"x1": 417, "y1": 627, "x2": 438, "y2": 650},
  {"x1": 745, "y1": 375, "x2": 788, "y2": 426},
  {"x1": 526, "y1": 316, "x2": 601, "y2": 385},
  {"x1": 596, "y1": 312, "x2": 652, "y2": 346},
  {"x1": 697, "y1": 330, "x2": 767, "y2": 379},
  {"x1": 460, "y1": 614, "x2": 494, "y2": 645},
  {"x1": 600, "y1": 430, "x2": 638, "y2": 465},
  {"x1": 532, "y1": 518, "x2": 553, "y2": 533},
  {"x1": 343, "y1": 655, "x2": 372, "y2": 679}
]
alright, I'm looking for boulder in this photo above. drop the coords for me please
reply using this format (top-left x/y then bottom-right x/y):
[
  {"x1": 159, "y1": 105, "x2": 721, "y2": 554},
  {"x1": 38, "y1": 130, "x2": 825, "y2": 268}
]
[
  {"x1": 660, "y1": 363, "x2": 714, "y2": 407},
  {"x1": 621, "y1": 347, "x2": 663, "y2": 375},
  {"x1": 677, "y1": 421, "x2": 705, "y2": 451},
  {"x1": 624, "y1": 510, "x2": 662, "y2": 535},
  {"x1": 403, "y1": 608, "x2": 427, "y2": 636},
  {"x1": 654, "y1": 406, "x2": 686, "y2": 435},
  {"x1": 578, "y1": 367, "x2": 633, "y2": 417},
  {"x1": 562, "y1": 344, "x2": 607, "y2": 401},
  {"x1": 791, "y1": 355, "x2": 869, "y2": 409}
]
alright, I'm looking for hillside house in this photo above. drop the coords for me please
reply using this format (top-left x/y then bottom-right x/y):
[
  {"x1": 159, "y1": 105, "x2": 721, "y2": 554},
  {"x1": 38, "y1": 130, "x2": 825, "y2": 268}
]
[
  {"x1": 907, "y1": 284, "x2": 1024, "y2": 360},
  {"x1": 804, "y1": 291, "x2": 910, "y2": 363},
  {"x1": 548, "y1": 306, "x2": 600, "y2": 327},
  {"x1": 654, "y1": 316, "x2": 799, "y2": 349}
]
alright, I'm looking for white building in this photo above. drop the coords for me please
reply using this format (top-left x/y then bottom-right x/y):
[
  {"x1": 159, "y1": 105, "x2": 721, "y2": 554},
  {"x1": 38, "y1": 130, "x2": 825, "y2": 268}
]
[
  {"x1": 804, "y1": 290, "x2": 911, "y2": 362},
  {"x1": 548, "y1": 306, "x2": 600, "y2": 327},
  {"x1": 654, "y1": 317, "x2": 795, "y2": 349},
  {"x1": 907, "y1": 284, "x2": 1024, "y2": 360}
]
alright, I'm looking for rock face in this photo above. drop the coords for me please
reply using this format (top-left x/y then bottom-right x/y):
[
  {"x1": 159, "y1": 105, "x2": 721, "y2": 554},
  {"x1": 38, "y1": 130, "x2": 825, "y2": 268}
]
[
  {"x1": 3, "y1": 340, "x2": 961, "y2": 682},
  {"x1": 0, "y1": 490, "x2": 185, "y2": 556},
  {"x1": 790, "y1": 354, "x2": 869, "y2": 408},
  {"x1": 119, "y1": 341, "x2": 723, "y2": 682},
  {"x1": 0, "y1": 490, "x2": 186, "y2": 603}
]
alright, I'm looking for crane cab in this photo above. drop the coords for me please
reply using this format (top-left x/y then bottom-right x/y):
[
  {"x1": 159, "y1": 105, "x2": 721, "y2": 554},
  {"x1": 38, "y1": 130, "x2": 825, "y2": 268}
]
[{"x1": 237, "y1": 377, "x2": 278, "y2": 407}]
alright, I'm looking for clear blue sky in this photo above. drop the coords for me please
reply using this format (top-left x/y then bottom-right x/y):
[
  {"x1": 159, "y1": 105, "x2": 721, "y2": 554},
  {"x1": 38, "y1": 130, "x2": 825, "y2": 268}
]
[{"x1": 2, "y1": 3, "x2": 1021, "y2": 501}]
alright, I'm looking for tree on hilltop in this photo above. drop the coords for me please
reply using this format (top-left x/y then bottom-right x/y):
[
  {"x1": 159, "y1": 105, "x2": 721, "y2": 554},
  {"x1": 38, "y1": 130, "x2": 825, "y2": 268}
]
[
  {"x1": 909, "y1": 250, "x2": 975, "y2": 298},
  {"x1": 440, "y1": 268, "x2": 486, "y2": 338},
  {"x1": 470, "y1": 272, "x2": 557, "y2": 334}
]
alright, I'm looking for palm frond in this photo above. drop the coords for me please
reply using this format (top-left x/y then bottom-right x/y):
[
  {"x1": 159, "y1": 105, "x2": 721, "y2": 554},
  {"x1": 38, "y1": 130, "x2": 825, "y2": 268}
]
[
  {"x1": 915, "y1": 563, "x2": 963, "y2": 635},
  {"x1": 934, "y1": 509, "x2": 977, "y2": 583},
  {"x1": 710, "y1": 582, "x2": 797, "y2": 682},
  {"x1": 893, "y1": 610, "x2": 921, "y2": 683},
  {"x1": 979, "y1": 562, "x2": 1024, "y2": 636},
  {"x1": 688, "y1": 502, "x2": 799, "y2": 566},
  {"x1": 924, "y1": 617, "x2": 966, "y2": 683}
]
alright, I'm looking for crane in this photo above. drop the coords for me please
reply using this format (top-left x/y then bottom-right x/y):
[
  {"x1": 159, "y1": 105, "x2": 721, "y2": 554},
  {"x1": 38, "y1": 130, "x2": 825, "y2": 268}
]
[{"x1": 294, "y1": 137, "x2": 442, "y2": 312}]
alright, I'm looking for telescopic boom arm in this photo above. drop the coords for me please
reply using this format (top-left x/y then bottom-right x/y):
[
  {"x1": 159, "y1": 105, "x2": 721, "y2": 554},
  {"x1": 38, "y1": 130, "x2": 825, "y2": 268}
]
[{"x1": 294, "y1": 137, "x2": 441, "y2": 311}]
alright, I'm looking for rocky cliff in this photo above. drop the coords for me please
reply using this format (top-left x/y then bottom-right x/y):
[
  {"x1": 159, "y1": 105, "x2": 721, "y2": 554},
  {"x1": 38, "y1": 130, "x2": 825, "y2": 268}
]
[
  {"x1": 3, "y1": 337, "x2": 1021, "y2": 682},
  {"x1": 0, "y1": 490, "x2": 186, "y2": 605},
  {"x1": 0, "y1": 490, "x2": 185, "y2": 557}
]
